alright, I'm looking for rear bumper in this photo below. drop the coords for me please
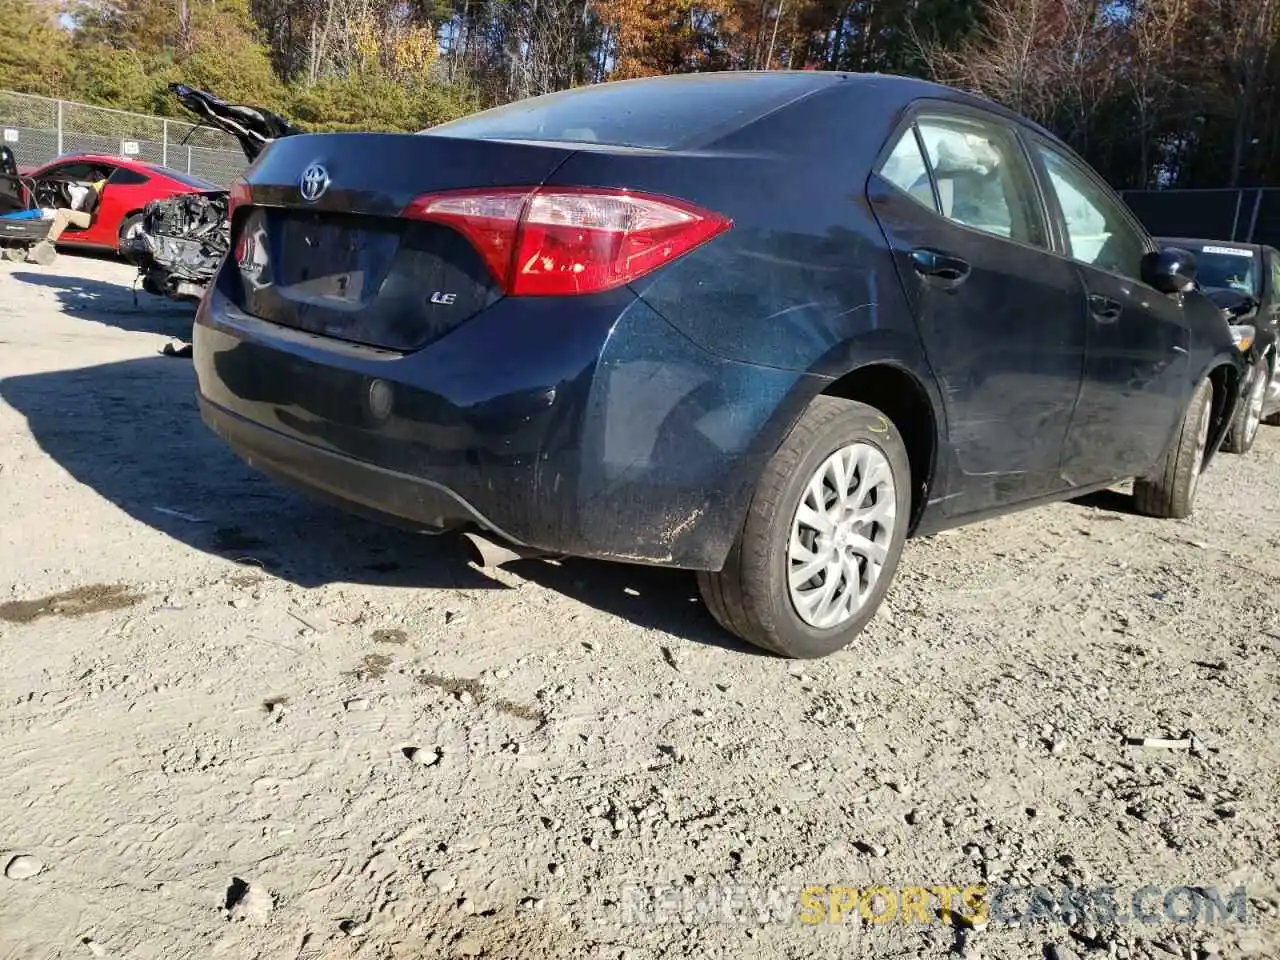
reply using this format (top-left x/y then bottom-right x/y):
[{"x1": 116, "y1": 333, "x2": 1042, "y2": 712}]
[
  {"x1": 193, "y1": 288, "x2": 819, "y2": 570},
  {"x1": 199, "y1": 394, "x2": 526, "y2": 541}
]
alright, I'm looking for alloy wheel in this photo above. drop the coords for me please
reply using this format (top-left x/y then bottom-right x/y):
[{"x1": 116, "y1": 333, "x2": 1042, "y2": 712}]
[
  {"x1": 1245, "y1": 364, "x2": 1267, "y2": 444},
  {"x1": 1189, "y1": 394, "x2": 1213, "y2": 499},
  {"x1": 787, "y1": 442, "x2": 897, "y2": 629}
]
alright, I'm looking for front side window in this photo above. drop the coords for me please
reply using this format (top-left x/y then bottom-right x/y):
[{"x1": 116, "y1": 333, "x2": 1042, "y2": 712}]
[
  {"x1": 1031, "y1": 141, "x2": 1148, "y2": 280},
  {"x1": 47, "y1": 163, "x2": 95, "y2": 180},
  {"x1": 913, "y1": 115, "x2": 1046, "y2": 248},
  {"x1": 1269, "y1": 250, "x2": 1280, "y2": 298}
]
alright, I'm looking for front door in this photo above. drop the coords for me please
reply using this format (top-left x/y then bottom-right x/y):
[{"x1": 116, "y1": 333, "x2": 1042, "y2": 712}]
[
  {"x1": 36, "y1": 161, "x2": 115, "y2": 246},
  {"x1": 1025, "y1": 137, "x2": 1190, "y2": 484},
  {"x1": 868, "y1": 107, "x2": 1088, "y2": 516}
]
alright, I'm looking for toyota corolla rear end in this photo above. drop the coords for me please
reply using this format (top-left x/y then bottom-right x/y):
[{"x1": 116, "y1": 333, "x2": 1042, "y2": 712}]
[{"x1": 193, "y1": 74, "x2": 840, "y2": 568}]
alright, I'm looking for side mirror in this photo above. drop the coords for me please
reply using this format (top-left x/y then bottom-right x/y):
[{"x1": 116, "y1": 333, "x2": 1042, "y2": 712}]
[{"x1": 1141, "y1": 247, "x2": 1197, "y2": 294}]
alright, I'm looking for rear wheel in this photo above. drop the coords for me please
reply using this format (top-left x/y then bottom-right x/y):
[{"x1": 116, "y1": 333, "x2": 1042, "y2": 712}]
[
  {"x1": 697, "y1": 396, "x2": 911, "y2": 658},
  {"x1": 1133, "y1": 378, "x2": 1213, "y2": 519},
  {"x1": 1223, "y1": 354, "x2": 1268, "y2": 453}
]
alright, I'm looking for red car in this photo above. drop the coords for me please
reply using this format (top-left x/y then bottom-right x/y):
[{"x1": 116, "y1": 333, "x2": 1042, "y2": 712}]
[{"x1": 19, "y1": 154, "x2": 218, "y2": 252}]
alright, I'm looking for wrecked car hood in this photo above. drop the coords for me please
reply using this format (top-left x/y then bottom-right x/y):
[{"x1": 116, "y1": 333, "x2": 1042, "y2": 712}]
[
  {"x1": 171, "y1": 84, "x2": 304, "y2": 163},
  {"x1": 1201, "y1": 285, "x2": 1259, "y2": 320}
]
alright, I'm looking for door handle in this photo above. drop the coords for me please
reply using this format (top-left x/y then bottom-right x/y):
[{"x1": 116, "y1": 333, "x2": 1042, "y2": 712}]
[
  {"x1": 911, "y1": 248, "x2": 971, "y2": 287},
  {"x1": 1088, "y1": 294, "x2": 1122, "y2": 323}
]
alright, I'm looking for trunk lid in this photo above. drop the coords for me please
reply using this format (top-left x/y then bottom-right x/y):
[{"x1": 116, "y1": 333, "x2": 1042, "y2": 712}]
[
  {"x1": 223, "y1": 132, "x2": 577, "y2": 353},
  {"x1": 172, "y1": 84, "x2": 304, "y2": 163}
]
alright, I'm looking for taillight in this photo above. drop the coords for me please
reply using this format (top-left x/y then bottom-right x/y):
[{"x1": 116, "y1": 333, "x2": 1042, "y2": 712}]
[
  {"x1": 403, "y1": 186, "x2": 732, "y2": 296},
  {"x1": 228, "y1": 179, "x2": 251, "y2": 221}
]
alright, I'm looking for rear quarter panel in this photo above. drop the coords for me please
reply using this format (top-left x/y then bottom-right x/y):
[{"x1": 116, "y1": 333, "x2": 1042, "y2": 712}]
[
  {"x1": 540, "y1": 81, "x2": 950, "y2": 540},
  {"x1": 546, "y1": 83, "x2": 931, "y2": 380}
]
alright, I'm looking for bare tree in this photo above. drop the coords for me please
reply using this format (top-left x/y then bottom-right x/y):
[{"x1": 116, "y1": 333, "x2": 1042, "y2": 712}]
[{"x1": 1200, "y1": 0, "x2": 1280, "y2": 185}]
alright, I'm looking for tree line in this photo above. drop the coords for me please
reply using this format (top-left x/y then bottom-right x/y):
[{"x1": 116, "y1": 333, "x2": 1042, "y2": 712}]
[{"x1": 1, "y1": 0, "x2": 1278, "y2": 188}]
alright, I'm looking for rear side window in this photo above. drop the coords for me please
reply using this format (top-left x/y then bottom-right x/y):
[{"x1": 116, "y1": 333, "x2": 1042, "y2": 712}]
[
  {"x1": 424, "y1": 75, "x2": 830, "y2": 150},
  {"x1": 146, "y1": 166, "x2": 218, "y2": 189},
  {"x1": 877, "y1": 114, "x2": 1047, "y2": 249},
  {"x1": 916, "y1": 116, "x2": 1045, "y2": 247},
  {"x1": 879, "y1": 130, "x2": 935, "y2": 210},
  {"x1": 109, "y1": 167, "x2": 149, "y2": 186},
  {"x1": 1269, "y1": 250, "x2": 1280, "y2": 297}
]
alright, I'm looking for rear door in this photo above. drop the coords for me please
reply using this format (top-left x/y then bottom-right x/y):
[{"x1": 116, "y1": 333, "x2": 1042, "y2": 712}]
[
  {"x1": 867, "y1": 104, "x2": 1088, "y2": 515},
  {"x1": 1024, "y1": 136, "x2": 1189, "y2": 484}
]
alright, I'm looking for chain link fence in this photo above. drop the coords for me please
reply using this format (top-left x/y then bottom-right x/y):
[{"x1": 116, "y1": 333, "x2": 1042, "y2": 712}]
[
  {"x1": 0, "y1": 90, "x2": 249, "y2": 187},
  {"x1": 1121, "y1": 188, "x2": 1280, "y2": 249}
]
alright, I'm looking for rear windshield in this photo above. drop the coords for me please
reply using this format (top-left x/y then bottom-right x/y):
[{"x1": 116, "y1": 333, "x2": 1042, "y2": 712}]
[
  {"x1": 424, "y1": 74, "x2": 832, "y2": 150},
  {"x1": 147, "y1": 165, "x2": 218, "y2": 189},
  {"x1": 1183, "y1": 243, "x2": 1261, "y2": 296}
]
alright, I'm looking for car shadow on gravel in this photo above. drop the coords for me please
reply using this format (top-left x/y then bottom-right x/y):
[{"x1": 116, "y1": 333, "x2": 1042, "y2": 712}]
[
  {"x1": 0, "y1": 355, "x2": 498, "y2": 593},
  {"x1": 1, "y1": 355, "x2": 753, "y2": 651},
  {"x1": 1071, "y1": 488, "x2": 1140, "y2": 515},
  {"x1": 8, "y1": 269, "x2": 195, "y2": 340},
  {"x1": 505, "y1": 558, "x2": 762, "y2": 655}
]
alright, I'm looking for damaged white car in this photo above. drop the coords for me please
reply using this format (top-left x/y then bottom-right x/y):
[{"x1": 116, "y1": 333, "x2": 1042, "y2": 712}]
[{"x1": 122, "y1": 84, "x2": 303, "y2": 301}]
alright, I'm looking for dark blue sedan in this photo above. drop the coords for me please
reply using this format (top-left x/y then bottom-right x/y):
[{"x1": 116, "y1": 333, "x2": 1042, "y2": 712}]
[{"x1": 193, "y1": 71, "x2": 1243, "y2": 658}]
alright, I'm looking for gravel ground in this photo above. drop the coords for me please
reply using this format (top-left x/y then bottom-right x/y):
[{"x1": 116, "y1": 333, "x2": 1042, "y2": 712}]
[{"x1": 0, "y1": 253, "x2": 1278, "y2": 960}]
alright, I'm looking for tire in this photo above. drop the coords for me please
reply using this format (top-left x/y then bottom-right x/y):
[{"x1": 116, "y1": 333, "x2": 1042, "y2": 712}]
[
  {"x1": 1223, "y1": 355, "x2": 1268, "y2": 453},
  {"x1": 118, "y1": 213, "x2": 143, "y2": 249},
  {"x1": 1133, "y1": 378, "x2": 1213, "y2": 519},
  {"x1": 697, "y1": 396, "x2": 911, "y2": 658},
  {"x1": 1264, "y1": 353, "x2": 1280, "y2": 426}
]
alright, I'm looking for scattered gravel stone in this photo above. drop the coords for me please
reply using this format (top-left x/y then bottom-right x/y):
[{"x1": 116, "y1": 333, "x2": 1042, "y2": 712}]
[
  {"x1": 5, "y1": 855, "x2": 42, "y2": 880},
  {"x1": 429, "y1": 870, "x2": 457, "y2": 894},
  {"x1": 225, "y1": 880, "x2": 272, "y2": 923},
  {"x1": 408, "y1": 746, "x2": 441, "y2": 766},
  {"x1": 344, "y1": 697, "x2": 370, "y2": 712}
]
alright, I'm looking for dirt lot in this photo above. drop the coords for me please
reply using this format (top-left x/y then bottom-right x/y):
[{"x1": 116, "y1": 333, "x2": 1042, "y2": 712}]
[{"x1": 0, "y1": 254, "x2": 1278, "y2": 960}]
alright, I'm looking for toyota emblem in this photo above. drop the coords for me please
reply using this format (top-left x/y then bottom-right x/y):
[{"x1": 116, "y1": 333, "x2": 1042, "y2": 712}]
[{"x1": 299, "y1": 163, "x2": 330, "y2": 202}]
